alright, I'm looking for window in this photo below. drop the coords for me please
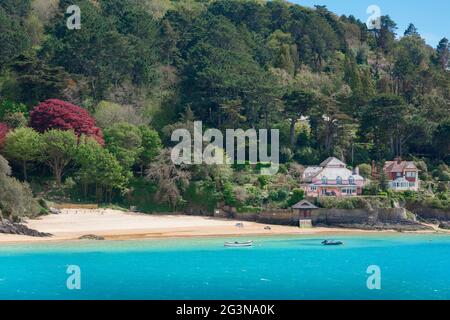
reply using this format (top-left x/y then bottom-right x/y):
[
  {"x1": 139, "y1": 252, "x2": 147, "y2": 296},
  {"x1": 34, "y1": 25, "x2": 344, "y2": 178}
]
[
  {"x1": 310, "y1": 186, "x2": 317, "y2": 191},
  {"x1": 349, "y1": 176, "x2": 355, "y2": 185},
  {"x1": 406, "y1": 172, "x2": 416, "y2": 178},
  {"x1": 336, "y1": 176, "x2": 342, "y2": 185},
  {"x1": 342, "y1": 187, "x2": 356, "y2": 194},
  {"x1": 322, "y1": 176, "x2": 328, "y2": 185}
]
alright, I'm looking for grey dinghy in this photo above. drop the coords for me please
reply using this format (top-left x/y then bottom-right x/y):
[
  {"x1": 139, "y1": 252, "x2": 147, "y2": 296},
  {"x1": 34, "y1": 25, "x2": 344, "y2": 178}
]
[
  {"x1": 322, "y1": 240, "x2": 344, "y2": 246},
  {"x1": 224, "y1": 240, "x2": 253, "y2": 247}
]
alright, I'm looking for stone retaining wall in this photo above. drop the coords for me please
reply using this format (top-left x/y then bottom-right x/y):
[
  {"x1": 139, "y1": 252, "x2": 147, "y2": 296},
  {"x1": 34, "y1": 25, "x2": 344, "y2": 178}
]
[
  {"x1": 218, "y1": 207, "x2": 410, "y2": 226},
  {"x1": 408, "y1": 207, "x2": 450, "y2": 221}
]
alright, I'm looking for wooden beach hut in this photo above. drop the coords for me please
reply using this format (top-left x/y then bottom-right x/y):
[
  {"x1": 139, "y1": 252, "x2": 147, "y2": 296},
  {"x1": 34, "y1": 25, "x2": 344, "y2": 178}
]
[{"x1": 292, "y1": 200, "x2": 318, "y2": 228}]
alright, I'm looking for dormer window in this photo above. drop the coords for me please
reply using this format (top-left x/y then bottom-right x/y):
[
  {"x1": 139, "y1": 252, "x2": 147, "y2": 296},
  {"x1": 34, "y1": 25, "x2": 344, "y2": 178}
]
[
  {"x1": 336, "y1": 176, "x2": 342, "y2": 185},
  {"x1": 322, "y1": 176, "x2": 328, "y2": 185},
  {"x1": 349, "y1": 176, "x2": 355, "y2": 185}
]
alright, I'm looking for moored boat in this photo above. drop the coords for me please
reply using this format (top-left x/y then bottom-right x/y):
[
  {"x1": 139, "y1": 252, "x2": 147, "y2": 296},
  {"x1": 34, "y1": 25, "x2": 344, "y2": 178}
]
[
  {"x1": 322, "y1": 240, "x2": 344, "y2": 246},
  {"x1": 224, "y1": 240, "x2": 253, "y2": 247}
]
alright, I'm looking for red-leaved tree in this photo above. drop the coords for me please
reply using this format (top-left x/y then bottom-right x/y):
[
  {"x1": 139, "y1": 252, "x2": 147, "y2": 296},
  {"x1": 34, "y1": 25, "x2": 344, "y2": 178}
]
[
  {"x1": 0, "y1": 123, "x2": 9, "y2": 147},
  {"x1": 30, "y1": 99, "x2": 104, "y2": 144}
]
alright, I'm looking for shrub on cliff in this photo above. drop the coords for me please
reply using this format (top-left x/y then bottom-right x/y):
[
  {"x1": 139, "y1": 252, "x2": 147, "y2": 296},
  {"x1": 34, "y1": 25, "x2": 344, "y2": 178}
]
[
  {"x1": 236, "y1": 206, "x2": 261, "y2": 213},
  {"x1": 286, "y1": 188, "x2": 305, "y2": 207},
  {"x1": 0, "y1": 155, "x2": 38, "y2": 220},
  {"x1": 417, "y1": 196, "x2": 450, "y2": 210},
  {"x1": 317, "y1": 196, "x2": 391, "y2": 210},
  {"x1": 0, "y1": 154, "x2": 11, "y2": 176}
]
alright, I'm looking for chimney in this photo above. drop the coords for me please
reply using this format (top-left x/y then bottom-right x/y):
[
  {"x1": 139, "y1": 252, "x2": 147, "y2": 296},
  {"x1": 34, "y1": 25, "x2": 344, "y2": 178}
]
[
  {"x1": 353, "y1": 167, "x2": 360, "y2": 175},
  {"x1": 395, "y1": 157, "x2": 402, "y2": 164}
]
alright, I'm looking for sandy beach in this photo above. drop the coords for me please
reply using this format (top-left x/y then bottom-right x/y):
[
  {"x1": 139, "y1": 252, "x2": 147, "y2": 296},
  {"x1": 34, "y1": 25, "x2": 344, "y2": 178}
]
[{"x1": 0, "y1": 208, "x2": 407, "y2": 244}]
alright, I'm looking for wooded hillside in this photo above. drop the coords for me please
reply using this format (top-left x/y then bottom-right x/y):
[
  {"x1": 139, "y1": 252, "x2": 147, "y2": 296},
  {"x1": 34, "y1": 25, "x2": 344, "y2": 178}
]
[{"x1": 0, "y1": 0, "x2": 449, "y2": 215}]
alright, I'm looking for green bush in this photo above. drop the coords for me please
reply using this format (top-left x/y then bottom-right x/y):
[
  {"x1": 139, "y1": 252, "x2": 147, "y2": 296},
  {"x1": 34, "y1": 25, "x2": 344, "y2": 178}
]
[
  {"x1": 268, "y1": 190, "x2": 278, "y2": 201},
  {"x1": 278, "y1": 164, "x2": 288, "y2": 174},
  {"x1": 268, "y1": 189, "x2": 289, "y2": 202},
  {"x1": 286, "y1": 188, "x2": 304, "y2": 207},
  {"x1": 0, "y1": 175, "x2": 38, "y2": 219},
  {"x1": 0, "y1": 101, "x2": 28, "y2": 120},
  {"x1": 233, "y1": 161, "x2": 252, "y2": 172},
  {"x1": 437, "y1": 182, "x2": 448, "y2": 193},
  {"x1": 234, "y1": 172, "x2": 252, "y2": 185},
  {"x1": 255, "y1": 162, "x2": 272, "y2": 172},
  {"x1": 237, "y1": 206, "x2": 261, "y2": 213},
  {"x1": 439, "y1": 171, "x2": 450, "y2": 182},
  {"x1": 127, "y1": 178, "x2": 173, "y2": 213},
  {"x1": 0, "y1": 155, "x2": 39, "y2": 219},
  {"x1": 257, "y1": 175, "x2": 270, "y2": 188},
  {"x1": 437, "y1": 192, "x2": 449, "y2": 201},
  {"x1": 317, "y1": 196, "x2": 391, "y2": 209},
  {"x1": 363, "y1": 181, "x2": 380, "y2": 195},
  {"x1": 421, "y1": 197, "x2": 449, "y2": 209},
  {"x1": 280, "y1": 147, "x2": 293, "y2": 163},
  {"x1": 184, "y1": 181, "x2": 222, "y2": 212},
  {"x1": 223, "y1": 181, "x2": 237, "y2": 206},
  {"x1": 358, "y1": 163, "x2": 372, "y2": 178},
  {"x1": 318, "y1": 197, "x2": 358, "y2": 209},
  {"x1": 244, "y1": 186, "x2": 264, "y2": 206}
]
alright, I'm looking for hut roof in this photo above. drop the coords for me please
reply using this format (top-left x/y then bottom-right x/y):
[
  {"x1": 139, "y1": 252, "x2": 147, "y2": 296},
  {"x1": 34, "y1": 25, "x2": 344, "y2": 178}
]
[{"x1": 292, "y1": 200, "x2": 318, "y2": 209}]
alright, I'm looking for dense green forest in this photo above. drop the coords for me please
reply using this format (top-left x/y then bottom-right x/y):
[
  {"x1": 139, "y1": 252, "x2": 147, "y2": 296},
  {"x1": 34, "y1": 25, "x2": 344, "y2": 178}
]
[{"x1": 0, "y1": 0, "x2": 449, "y2": 218}]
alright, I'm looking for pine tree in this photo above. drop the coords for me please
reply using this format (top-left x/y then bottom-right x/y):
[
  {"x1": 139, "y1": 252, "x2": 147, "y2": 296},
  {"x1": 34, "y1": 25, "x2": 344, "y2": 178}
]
[
  {"x1": 436, "y1": 38, "x2": 450, "y2": 70},
  {"x1": 404, "y1": 23, "x2": 419, "y2": 37}
]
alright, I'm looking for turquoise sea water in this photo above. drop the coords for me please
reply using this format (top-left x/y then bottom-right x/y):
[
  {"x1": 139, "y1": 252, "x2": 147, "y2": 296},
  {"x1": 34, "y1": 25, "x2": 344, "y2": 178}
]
[{"x1": 0, "y1": 234, "x2": 449, "y2": 300}]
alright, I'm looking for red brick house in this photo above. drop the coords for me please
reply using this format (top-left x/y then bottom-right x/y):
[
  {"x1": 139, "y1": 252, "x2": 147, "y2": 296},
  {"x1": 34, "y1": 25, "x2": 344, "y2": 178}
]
[{"x1": 383, "y1": 158, "x2": 420, "y2": 191}]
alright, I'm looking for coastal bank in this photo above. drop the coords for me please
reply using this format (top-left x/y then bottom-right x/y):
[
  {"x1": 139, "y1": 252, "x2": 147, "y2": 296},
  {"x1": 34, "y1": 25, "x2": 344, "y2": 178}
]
[{"x1": 214, "y1": 205, "x2": 437, "y2": 231}]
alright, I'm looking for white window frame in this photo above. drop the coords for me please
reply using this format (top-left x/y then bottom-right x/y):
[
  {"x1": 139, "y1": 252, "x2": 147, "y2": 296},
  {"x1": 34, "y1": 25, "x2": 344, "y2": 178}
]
[{"x1": 406, "y1": 172, "x2": 416, "y2": 178}]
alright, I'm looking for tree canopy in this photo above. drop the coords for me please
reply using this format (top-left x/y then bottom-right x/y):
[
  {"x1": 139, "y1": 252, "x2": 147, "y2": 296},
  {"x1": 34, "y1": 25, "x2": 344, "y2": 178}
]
[{"x1": 0, "y1": 0, "x2": 448, "y2": 211}]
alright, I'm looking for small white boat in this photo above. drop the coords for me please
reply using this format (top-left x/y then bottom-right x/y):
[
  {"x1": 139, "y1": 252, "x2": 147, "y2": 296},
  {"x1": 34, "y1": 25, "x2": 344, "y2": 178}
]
[{"x1": 224, "y1": 240, "x2": 253, "y2": 248}]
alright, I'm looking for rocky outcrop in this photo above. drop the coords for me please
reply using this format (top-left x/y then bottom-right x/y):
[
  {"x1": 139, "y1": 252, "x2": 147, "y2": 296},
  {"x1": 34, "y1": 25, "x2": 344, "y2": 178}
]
[
  {"x1": 49, "y1": 207, "x2": 61, "y2": 215},
  {"x1": 0, "y1": 220, "x2": 52, "y2": 237},
  {"x1": 78, "y1": 234, "x2": 105, "y2": 240}
]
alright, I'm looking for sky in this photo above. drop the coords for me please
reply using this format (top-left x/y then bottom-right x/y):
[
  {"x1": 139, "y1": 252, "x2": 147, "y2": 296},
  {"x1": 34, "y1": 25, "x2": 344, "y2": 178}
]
[{"x1": 291, "y1": 0, "x2": 449, "y2": 47}]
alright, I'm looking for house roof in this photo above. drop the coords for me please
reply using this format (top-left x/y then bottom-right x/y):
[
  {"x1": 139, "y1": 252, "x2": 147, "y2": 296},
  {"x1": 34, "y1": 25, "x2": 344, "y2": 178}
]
[
  {"x1": 320, "y1": 157, "x2": 346, "y2": 168},
  {"x1": 292, "y1": 200, "x2": 318, "y2": 209},
  {"x1": 384, "y1": 161, "x2": 418, "y2": 173},
  {"x1": 312, "y1": 167, "x2": 364, "y2": 182},
  {"x1": 303, "y1": 166, "x2": 322, "y2": 175}
]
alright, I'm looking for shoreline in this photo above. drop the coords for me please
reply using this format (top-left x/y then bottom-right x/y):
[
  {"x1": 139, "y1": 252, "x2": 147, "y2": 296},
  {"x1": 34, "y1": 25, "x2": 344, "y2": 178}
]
[{"x1": 0, "y1": 208, "x2": 444, "y2": 245}]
